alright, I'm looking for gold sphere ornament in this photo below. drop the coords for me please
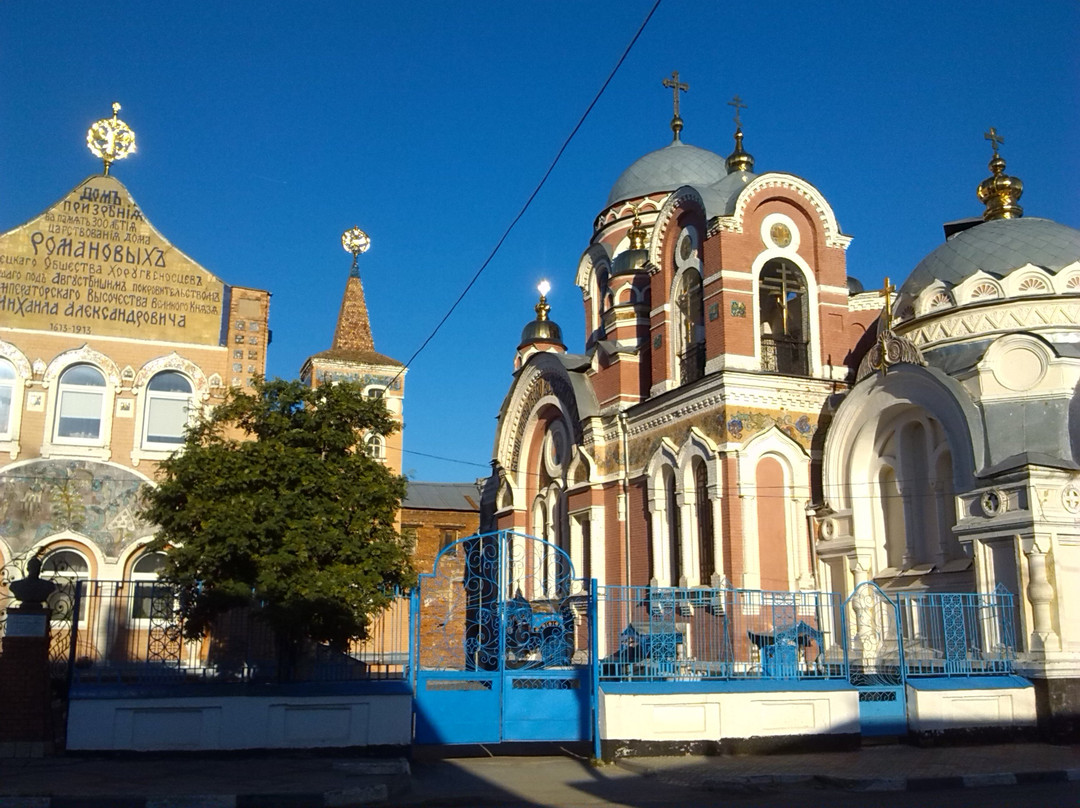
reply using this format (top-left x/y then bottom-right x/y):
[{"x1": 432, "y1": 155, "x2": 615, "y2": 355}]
[
  {"x1": 87, "y1": 102, "x2": 136, "y2": 175},
  {"x1": 341, "y1": 226, "x2": 371, "y2": 257}
]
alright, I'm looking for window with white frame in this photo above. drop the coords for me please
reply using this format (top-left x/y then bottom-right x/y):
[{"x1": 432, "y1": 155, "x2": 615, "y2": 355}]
[
  {"x1": 55, "y1": 364, "x2": 107, "y2": 442},
  {"x1": 365, "y1": 433, "x2": 386, "y2": 460},
  {"x1": 41, "y1": 548, "x2": 90, "y2": 626},
  {"x1": 129, "y1": 551, "x2": 170, "y2": 621},
  {"x1": 0, "y1": 359, "x2": 14, "y2": 438},
  {"x1": 143, "y1": 371, "x2": 194, "y2": 447}
]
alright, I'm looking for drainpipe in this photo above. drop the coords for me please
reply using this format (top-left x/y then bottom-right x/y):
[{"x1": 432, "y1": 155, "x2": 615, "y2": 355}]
[{"x1": 618, "y1": 410, "x2": 631, "y2": 587}]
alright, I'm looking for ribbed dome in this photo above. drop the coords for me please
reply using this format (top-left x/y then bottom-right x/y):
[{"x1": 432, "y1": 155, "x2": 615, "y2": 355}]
[
  {"x1": 606, "y1": 141, "x2": 729, "y2": 208},
  {"x1": 899, "y1": 218, "x2": 1080, "y2": 300},
  {"x1": 519, "y1": 318, "x2": 564, "y2": 348}
]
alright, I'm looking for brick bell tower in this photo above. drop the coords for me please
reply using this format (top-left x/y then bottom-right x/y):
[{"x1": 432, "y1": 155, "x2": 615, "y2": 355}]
[{"x1": 299, "y1": 226, "x2": 405, "y2": 475}]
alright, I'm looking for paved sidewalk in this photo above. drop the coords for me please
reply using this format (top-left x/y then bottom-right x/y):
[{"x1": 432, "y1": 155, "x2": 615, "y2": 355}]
[{"x1": 0, "y1": 742, "x2": 1075, "y2": 807}]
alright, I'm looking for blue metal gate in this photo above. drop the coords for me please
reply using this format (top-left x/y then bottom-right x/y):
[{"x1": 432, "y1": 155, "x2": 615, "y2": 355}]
[
  {"x1": 843, "y1": 582, "x2": 907, "y2": 735},
  {"x1": 411, "y1": 530, "x2": 592, "y2": 745}
]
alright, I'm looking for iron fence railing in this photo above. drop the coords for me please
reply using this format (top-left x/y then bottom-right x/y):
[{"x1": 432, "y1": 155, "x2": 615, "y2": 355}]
[
  {"x1": 68, "y1": 580, "x2": 411, "y2": 685},
  {"x1": 894, "y1": 586, "x2": 1016, "y2": 677},
  {"x1": 761, "y1": 336, "x2": 809, "y2": 376},
  {"x1": 596, "y1": 583, "x2": 1017, "y2": 683},
  {"x1": 596, "y1": 585, "x2": 846, "y2": 682}
]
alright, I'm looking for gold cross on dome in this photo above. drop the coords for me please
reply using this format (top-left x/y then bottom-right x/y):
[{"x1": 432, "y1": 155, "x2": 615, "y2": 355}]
[
  {"x1": 984, "y1": 126, "x2": 1004, "y2": 156},
  {"x1": 662, "y1": 71, "x2": 689, "y2": 118},
  {"x1": 728, "y1": 95, "x2": 747, "y2": 128},
  {"x1": 878, "y1": 276, "x2": 895, "y2": 326}
]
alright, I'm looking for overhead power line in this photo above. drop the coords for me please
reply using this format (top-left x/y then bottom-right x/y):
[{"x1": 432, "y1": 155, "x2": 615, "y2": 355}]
[{"x1": 387, "y1": 0, "x2": 664, "y2": 389}]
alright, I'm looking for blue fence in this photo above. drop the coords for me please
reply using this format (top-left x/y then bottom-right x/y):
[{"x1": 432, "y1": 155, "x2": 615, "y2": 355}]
[
  {"x1": 596, "y1": 583, "x2": 1017, "y2": 683},
  {"x1": 894, "y1": 586, "x2": 1016, "y2": 677}
]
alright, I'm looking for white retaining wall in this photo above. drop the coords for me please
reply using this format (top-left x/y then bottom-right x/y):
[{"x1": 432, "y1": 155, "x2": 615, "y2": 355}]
[
  {"x1": 906, "y1": 682, "x2": 1037, "y2": 733},
  {"x1": 67, "y1": 693, "x2": 413, "y2": 751}
]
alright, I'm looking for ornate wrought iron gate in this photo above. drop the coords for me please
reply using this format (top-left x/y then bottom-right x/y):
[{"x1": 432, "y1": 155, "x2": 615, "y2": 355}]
[
  {"x1": 411, "y1": 530, "x2": 593, "y2": 745},
  {"x1": 843, "y1": 582, "x2": 907, "y2": 735}
]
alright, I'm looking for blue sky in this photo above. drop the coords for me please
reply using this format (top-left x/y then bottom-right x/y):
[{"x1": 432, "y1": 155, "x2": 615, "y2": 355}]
[{"x1": 2, "y1": 2, "x2": 1077, "y2": 481}]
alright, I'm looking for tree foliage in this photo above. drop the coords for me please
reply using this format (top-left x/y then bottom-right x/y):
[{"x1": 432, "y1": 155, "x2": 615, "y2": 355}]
[{"x1": 140, "y1": 378, "x2": 414, "y2": 649}]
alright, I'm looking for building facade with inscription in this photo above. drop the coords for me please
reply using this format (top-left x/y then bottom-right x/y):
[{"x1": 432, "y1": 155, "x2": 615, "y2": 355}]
[
  {"x1": 0, "y1": 112, "x2": 270, "y2": 582},
  {"x1": 483, "y1": 97, "x2": 1080, "y2": 728}
]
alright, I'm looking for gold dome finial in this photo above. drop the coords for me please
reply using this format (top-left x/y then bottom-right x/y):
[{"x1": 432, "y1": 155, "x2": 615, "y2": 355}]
[
  {"x1": 341, "y1": 226, "x2": 371, "y2": 277},
  {"x1": 725, "y1": 95, "x2": 754, "y2": 173},
  {"x1": 628, "y1": 205, "x2": 648, "y2": 250},
  {"x1": 535, "y1": 279, "x2": 551, "y2": 321},
  {"x1": 977, "y1": 127, "x2": 1024, "y2": 220},
  {"x1": 86, "y1": 102, "x2": 136, "y2": 176},
  {"x1": 662, "y1": 71, "x2": 688, "y2": 142}
]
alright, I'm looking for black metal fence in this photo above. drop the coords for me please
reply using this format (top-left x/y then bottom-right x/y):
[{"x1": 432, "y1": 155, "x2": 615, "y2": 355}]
[{"x1": 68, "y1": 580, "x2": 411, "y2": 685}]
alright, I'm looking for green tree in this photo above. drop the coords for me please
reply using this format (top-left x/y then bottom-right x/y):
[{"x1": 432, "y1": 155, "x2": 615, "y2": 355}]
[{"x1": 140, "y1": 378, "x2": 414, "y2": 667}]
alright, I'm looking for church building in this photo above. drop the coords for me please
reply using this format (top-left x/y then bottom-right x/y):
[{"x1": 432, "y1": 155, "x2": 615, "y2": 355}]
[{"x1": 484, "y1": 79, "x2": 1080, "y2": 729}]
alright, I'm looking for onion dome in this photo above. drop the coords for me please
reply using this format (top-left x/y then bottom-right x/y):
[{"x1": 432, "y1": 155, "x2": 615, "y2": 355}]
[
  {"x1": 847, "y1": 276, "x2": 865, "y2": 295},
  {"x1": 725, "y1": 127, "x2": 754, "y2": 174},
  {"x1": 606, "y1": 142, "x2": 728, "y2": 208},
  {"x1": 611, "y1": 210, "x2": 650, "y2": 275},
  {"x1": 519, "y1": 281, "x2": 565, "y2": 349},
  {"x1": 977, "y1": 128, "x2": 1023, "y2": 221}
]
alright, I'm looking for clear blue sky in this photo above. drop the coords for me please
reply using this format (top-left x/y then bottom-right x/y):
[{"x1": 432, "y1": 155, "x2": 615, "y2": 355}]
[{"x1": 2, "y1": 2, "x2": 1077, "y2": 481}]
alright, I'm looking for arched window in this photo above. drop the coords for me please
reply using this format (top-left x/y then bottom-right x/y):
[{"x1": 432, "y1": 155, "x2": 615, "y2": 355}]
[
  {"x1": 675, "y1": 269, "x2": 705, "y2": 384},
  {"x1": 55, "y1": 364, "x2": 106, "y2": 442},
  {"x1": 41, "y1": 548, "x2": 90, "y2": 626},
  {"x1": 365, "y1": 434, "x2": 386, "y2": 460},
  {"x1": 41, "y1": 548, "x2": 90, "y2": 578},
  {"x1": 0, "y1": 359, "x2": 14, "y2": 437},
  {"x1": 130, "y1": 551, "x2": 169, "y2": 621},
  {"x1": 693, "y1": 459, "x2": 714, "y2": 584},
  {"x1": 143, "y1": 371, "x2": 193, "y2": 448},
  {"x1": 759, "y1": 260, "x2": 809, "y2": 376},
  {"x1": 664, "y1": 466, "x2": 682, "y2": 585}
]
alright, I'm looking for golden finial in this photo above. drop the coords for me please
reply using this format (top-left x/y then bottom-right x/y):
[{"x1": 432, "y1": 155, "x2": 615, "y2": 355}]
[
  {"x1": 725, "y1": 95, "x2": 754, "y2": 173},
  {"x1": 86, "y1": 102, "x2": 136, "y2": 176},
  {"x1": 977, "y1": 127, "x2": 1024, "y2": 220},
  {"x1": 876, "y1": 276, "x2": 896, "y2": 376},
  {"x1": 341, "y1": 226, "x2": 371, "y2": 277},
  {"x1": 535, "y1": 280, "x2": 551, "y2": 321},
  {"x1": 628, "y1": 204, "x2": 648, "y2": 250},
  {"x1": 662, "y1": 71, "x2": 688, "y2": 141}
]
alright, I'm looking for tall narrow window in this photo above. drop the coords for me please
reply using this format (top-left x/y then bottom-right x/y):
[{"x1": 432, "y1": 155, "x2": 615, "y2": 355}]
[
  {"x1": 664, "y1": 467, "x2": 681, "y2": 585},
  {"x1": 759, "y1": 261, "x2": 809, "y2": 376},
  {"x1": 365, "y1": 434, "x2": 386, "y2": 460},
  {"x1": 694, "y1": 459, "x2": 714, "y2": 584},
  {"x1": 0, "y1": 359, "x2": 14, "y2": 437},
  {"x1": 675, "y1": 269, "x2": 705, "y2": 384},
  {"x1": 56, "y1": 364, "x2": 106, "y2": 442},
  {"x1": 143, "y1": 371, "x2": 193, "y2": 447}
]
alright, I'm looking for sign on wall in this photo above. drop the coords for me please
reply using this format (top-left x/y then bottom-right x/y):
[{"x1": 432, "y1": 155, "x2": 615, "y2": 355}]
[{"x1": 0, "y1": 175, "x2": 226, "y2": 345}]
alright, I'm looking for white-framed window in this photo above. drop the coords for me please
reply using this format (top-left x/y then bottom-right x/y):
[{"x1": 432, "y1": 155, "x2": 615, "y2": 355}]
[
  {"x1": 365, "y1": 433, "x2": 386, "y2": 460},
  {"x1": 0, "y1": 358, "x2": 14, "y2": 438},
  {"x1": 142, "y1": 371, "x2": 193, "y2": 448},
  {"x1": 41, "y1": 548, "x2": 91, "y2": 627},
  {"x1": 54, "y1": 364, "x2": 107, "y2": 444},
  {"x1": 129, "y1": 551, "x2": 169, "y2": 622}
]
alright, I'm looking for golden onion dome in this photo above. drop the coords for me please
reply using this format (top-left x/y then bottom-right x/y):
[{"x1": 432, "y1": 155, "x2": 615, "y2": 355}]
[{"x1": 977, "y1": 128, "x2": 1023, "y2": 220}]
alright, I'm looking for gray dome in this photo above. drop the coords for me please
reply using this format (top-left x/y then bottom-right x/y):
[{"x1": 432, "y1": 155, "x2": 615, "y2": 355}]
[
  {"x1": 900, "y1": 217, "x2": 1080, "y2": 298},
  {"x1": 698, "y1": 169, "x2": 756, "y2": 217},
  {"x1": 606, "y1": 141, "x2": 729, "y2": 208}
]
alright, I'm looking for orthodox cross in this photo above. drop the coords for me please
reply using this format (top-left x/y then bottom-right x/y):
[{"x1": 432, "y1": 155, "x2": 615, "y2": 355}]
[
  {"x1": 876, "y1": 276, "x2": 896, "y2": 375},
  {"x1": 984, "y1": 126, "x2": 1004, "y2": 156},
  {"x1": 662, "y1": 71, "x2": 688, "y2": 139},
  {"x1": 728, "y1": 94, "x2": 747, "y2": 128}
]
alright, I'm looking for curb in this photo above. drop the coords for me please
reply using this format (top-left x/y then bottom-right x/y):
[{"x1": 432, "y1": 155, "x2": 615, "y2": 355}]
[
  {"x1": 0, "y1": 790, "x2": 392, "y2": 808},
  {"x1": 618, "y1": 760, "x2": 1080, "y2": 793}
]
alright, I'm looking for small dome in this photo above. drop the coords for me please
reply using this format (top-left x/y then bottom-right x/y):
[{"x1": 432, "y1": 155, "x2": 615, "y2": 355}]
[
  {"x1": 846, "y1": 276, "x2": 865, "y2": 295},
  {"x1": 899, "y1": 217, "x2": 1080, "y2": 301},
  {"x1": 520, "y1": 318, "x2": 564, "y2": 348},
  {"x1": 606, "y1": 141, "x2": 729, "y2": 208},
  {"x1": 698, "y1": 169, "x2": 756, "y2": 217}
]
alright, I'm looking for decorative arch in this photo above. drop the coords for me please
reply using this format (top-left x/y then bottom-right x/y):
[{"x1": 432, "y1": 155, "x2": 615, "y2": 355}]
[
  {"x1": 675, "y1": 427, "x2": 723, "y2": 586},
  {"x1": 574, "y1": 243, "x2": 613, "y2": 300},
  {"x1": 42, "y1": 345, "x2": 121, "y2": 389},
  {"x1": 718, "y1": 173, "x2": 852, "y2": 250},
  {"x1": 0, "y1": 340, "x2": 31, "y2": 459},
  {"x1": 647, "y1": 186, "x2": 706, "y2": 270},
  {"x1": 737, "y1": 426, "x2": 812, "y2": 590},
  {"x1": 132, "y1": 353, "x2": 210, "y2": 401}
]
